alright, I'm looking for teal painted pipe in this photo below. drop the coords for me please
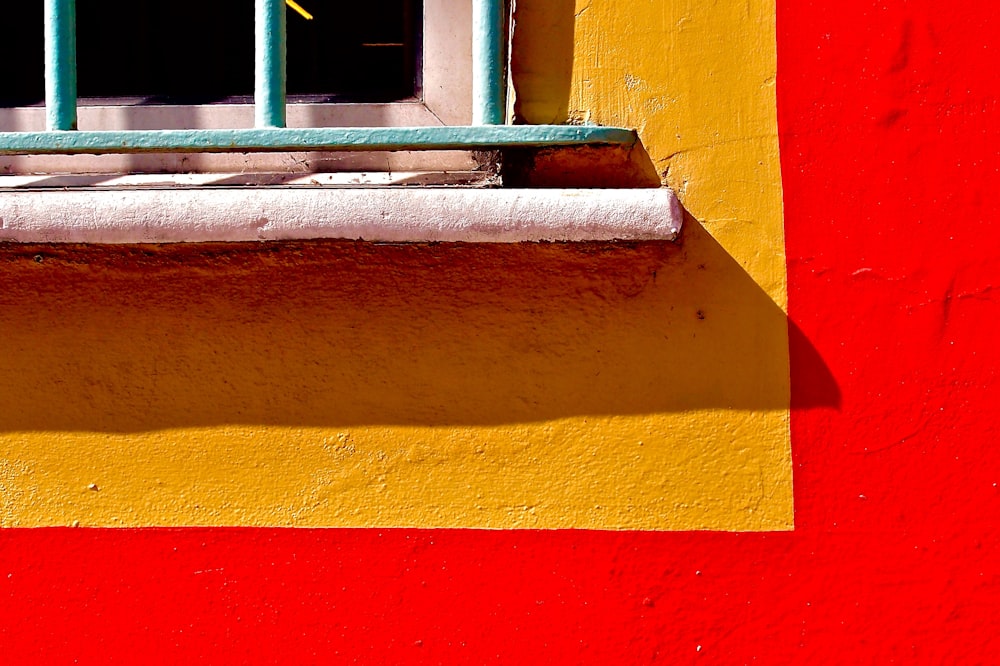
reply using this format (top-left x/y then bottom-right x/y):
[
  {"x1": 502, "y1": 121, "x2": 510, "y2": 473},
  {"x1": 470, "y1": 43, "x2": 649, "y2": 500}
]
[
  {"x1": 0, "y1": 126, "x2": 637, "y2": 155},
  {"x1": 473, "y1": 0, "x2": 507, "y2": 125},
  {"x1": 44, "y1": 0, "x2": 77, "y2": 131},
  {"x1": 255, "y1": 0, "x2": 287, "y2": 128}
]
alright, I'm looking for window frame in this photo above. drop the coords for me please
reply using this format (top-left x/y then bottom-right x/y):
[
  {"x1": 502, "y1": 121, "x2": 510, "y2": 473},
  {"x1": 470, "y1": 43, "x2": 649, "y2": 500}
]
[
  {"x1": 0, "y1": 0, "x2": 676, "y2": 244},
  {"x1": 0, "y1": 0, "x2": 637, "y2": 177},
  {"x1": 0, "y1": 0, "x2": 475, "y2": 174}
]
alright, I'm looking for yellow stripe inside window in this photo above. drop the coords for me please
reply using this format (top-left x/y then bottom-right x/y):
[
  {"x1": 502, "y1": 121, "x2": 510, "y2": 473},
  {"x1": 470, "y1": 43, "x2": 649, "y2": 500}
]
[{"x1": 286, "y1": 0, "x2": 313, "y2": 20}]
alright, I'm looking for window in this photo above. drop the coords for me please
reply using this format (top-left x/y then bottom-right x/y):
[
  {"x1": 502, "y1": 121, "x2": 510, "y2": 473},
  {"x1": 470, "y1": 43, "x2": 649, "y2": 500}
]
[
  {"x1": 0, "y1": 1, "x2": 679, "y2": 243},
  {"x1": 2, "y1": 1, "x2": 421, "y2": 105},
  {"x1": 0, "y1": 0, "x2": 483, "y2": 174},
  {"x1": 0, "y1": 0, "x2": 636, "y2": 178}
]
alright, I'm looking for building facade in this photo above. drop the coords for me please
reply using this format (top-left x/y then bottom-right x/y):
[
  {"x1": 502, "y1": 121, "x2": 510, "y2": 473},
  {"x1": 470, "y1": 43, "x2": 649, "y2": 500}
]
[{"x1": 1, "y1": 0, "x2": 996, "y2": 661}]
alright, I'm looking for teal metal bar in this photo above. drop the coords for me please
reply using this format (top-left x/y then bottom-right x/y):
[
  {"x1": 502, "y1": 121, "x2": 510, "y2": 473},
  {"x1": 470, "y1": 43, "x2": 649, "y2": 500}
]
[
  {"x1": 255, "y1": 0, "x2": 287, "y2": 128},
  {"x1": 0, "y1": 126, "x2": 637, "y2": 155},
  {"x1": 472, "y1": 0, "x2": 507, "y2": 125},
  {"x1": 44, "y1": 0, "x2": 78, "y2": 131}
]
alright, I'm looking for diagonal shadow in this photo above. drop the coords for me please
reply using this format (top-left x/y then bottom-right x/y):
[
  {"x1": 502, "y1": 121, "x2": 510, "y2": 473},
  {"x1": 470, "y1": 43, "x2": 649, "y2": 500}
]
[{"x1": 0, "y1": 211, "x2": 837, "y2": 433}]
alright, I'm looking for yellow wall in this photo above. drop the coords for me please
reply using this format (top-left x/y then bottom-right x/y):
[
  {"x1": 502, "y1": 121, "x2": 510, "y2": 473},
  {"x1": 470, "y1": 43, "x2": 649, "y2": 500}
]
[{"x1": 0, "y1": 0, "x2": 790, "y2": 530}]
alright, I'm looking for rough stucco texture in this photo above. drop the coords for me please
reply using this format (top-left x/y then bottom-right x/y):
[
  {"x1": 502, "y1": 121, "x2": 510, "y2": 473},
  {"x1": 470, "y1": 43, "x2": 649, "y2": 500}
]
[
  {"x1": 1, "y1": 0, "x2": 792, "y2": 531},
  {"x1": 1, "y1": 240, "x2": 785, "y2": 530},
  {"x1": 1, "y1": 0, "x2": 998, "y2": 662}
]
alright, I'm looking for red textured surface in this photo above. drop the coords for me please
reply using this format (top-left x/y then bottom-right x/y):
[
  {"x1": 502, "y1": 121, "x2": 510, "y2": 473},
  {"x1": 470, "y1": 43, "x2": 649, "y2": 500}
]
[{"x1": 3, "y1": 1, "x2": 999, "y2": 662}]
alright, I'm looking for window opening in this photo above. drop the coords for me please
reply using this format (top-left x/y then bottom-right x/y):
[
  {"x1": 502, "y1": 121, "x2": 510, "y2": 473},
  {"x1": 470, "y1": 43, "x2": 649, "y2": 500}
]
[{"x1": 0, "y1": 0, "x2": 421, "y2": 107}]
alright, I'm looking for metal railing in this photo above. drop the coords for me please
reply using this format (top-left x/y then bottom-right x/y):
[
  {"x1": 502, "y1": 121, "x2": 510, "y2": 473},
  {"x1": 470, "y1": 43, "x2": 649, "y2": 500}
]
[{"x1": 0, "y1": 0, "x2": 635, "y2": 156}]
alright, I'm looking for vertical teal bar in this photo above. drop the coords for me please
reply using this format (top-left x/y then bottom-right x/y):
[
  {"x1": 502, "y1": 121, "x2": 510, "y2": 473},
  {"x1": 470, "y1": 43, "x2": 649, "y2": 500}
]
[
  {"x1": 44, "y1": 0, "x2": 78, "y2": 131},
  {"x1": 255, "y1": 0, "x2": 287, "y2": 128},
  {"x1": 472, "y1": 0, "x2": 506, "y2": 125}
]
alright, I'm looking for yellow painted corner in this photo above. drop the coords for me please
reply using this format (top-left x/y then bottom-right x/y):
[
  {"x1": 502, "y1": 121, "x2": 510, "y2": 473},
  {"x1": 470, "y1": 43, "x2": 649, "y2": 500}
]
[
  {"x1": 514, "y1": 0, "x2": 787, "y2": 304},
  {"x1": 1, "y1": 237, "x2": 790, "y2": 530},
  {"x1": 1, "y1": 0, "x2": 792, "y2": 531}
]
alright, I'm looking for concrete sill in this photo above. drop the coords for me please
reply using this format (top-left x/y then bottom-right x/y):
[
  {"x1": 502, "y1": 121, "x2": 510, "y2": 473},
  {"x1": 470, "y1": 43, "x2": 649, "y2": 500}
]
[{"x1": 0, "y1": 187, "x2": 682, "y2": 244}]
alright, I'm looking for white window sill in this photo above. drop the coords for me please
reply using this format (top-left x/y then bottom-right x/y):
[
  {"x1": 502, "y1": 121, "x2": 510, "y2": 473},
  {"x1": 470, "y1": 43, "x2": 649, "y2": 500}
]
[{"x1": 0, "y1": 184, "x2": 681, "y2": 244}]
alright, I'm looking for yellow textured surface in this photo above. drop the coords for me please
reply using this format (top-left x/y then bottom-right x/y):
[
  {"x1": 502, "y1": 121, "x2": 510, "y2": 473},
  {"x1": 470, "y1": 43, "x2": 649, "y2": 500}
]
[{"x1": 0, "y1": 0, "x2": 790, "y2": 530}]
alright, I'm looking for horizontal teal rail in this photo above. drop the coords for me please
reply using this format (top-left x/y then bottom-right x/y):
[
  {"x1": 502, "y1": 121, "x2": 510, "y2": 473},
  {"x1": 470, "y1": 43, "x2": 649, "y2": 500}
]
[
  {"x1": 1, "y1": 0, "x2": 638, "y2": 157},
  {"x1": 0, "y1": 125, "x2": 637, "y2": 155}
]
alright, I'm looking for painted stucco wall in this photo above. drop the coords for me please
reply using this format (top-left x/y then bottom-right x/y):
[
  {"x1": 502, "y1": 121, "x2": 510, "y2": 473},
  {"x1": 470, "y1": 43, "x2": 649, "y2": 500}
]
[
  {"x1": 1, "y1": 0, "x2": 791, "y2": 532},
  {"x1": 1, "y1": 0, "x2": 997, "y2": 662}
]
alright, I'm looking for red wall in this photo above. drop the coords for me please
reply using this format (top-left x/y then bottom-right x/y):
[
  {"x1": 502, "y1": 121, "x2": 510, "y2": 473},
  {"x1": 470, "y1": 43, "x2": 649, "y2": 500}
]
[{"x1": 2, "y1": 1, "x2": 998, "y2": 661}]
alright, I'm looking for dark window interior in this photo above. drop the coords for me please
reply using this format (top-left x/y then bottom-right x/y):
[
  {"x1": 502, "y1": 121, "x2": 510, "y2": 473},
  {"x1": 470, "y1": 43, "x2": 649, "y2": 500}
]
[{"x1": 0, "y1": 0, "x2": 420, "y2": 107}]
